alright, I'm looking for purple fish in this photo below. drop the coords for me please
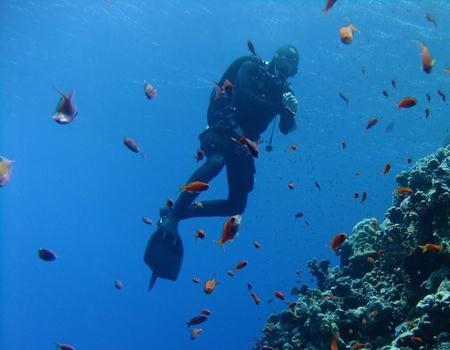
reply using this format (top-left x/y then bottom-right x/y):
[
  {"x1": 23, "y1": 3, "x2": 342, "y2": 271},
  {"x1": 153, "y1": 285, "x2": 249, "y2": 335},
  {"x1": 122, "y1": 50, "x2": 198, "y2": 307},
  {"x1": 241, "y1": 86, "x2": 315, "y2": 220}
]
[
  {"x1": 52, "y1": 86, "x2": 78, "y2": 124},
  {"x1": 38, "y1": 248, "x2": 56, "y2": 261},
  {"x1": 0, "y1": 156, "x2": 14, "y2": 187},
  {"x1": 186, "y1": 315, "x2": 207, "y2": 327},
  {"x1": 123, "y1": 137, "x2": 145, "y2": 159},
  {"x1": 56, "y1": 343, "x2": 76, "y2": 350}
]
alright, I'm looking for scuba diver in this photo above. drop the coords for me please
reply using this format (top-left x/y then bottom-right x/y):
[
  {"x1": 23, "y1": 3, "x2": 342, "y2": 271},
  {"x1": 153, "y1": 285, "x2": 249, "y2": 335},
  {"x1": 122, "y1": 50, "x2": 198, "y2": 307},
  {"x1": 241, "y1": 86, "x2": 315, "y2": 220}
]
[{"x1": 144, "y1": 43, "x2": 299, "y2": 289}]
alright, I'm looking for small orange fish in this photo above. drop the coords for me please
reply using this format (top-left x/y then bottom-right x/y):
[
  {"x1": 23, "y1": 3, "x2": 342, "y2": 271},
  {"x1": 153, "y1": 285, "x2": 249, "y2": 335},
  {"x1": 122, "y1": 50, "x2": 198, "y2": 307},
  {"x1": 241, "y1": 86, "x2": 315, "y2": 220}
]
[
  {"x1": 323, "y1": 0, "x2": 337, "y2": 14},
  {"x1": 0, "y1": 156, "x2": 14, "y2": 187},
  {"x1": 217, "y1": 215, "x2": 241, "y2": 247},
  {"x1": 331, "y1": 333, "x2": 339, "y2": 350},
  {"x1": 250, "y1": 291, "x2": 261, "y2": 305},
  {"x1": 398, "y1": 97, "x2": 417, "y2": 109},
  {"x1": 367, "y1": 257, "x2": 375, "y2": 265},
  {"x1": 370, "y1": 309, "x2": 378, "y2": 317},
  {"x1": 416, "y1": 41, "x2": 435, "y2": 74},
  {"x1": 331, "y1": 233, "x2": 348, "y2": 250},
  {"x1": 410, "y1": 336, "x2": 423, "y2": 345},
  {"x1": 200, "y1": 308, "x2": 211, "y2": 316},
  {"x1": 419, "y1": 243, "x2": 442, "y2": 253},
  {"x1": 195, "y1": 229, "x2": 206, "y2": 240},
  {"x1": 383, "y1": 163, "x2": 391, "y2": 175},
  {"x1": 213, "y1": 79, "x2": 233, "y2": 101},
  {"x1": 204, "y1": 276, "x2": 218, "y2": 294},
  {"x1": 396, "y1": 187, "x2": 414, "y2": 195},
  {"x1": 253, "y1": 240, "x2": 261, "y2": 248},
  {"x1": 340, "y1": 22, "x2": 358, "y2": 44},
  {"x1": 235, "y1": 260, "x2": 248, "y2": 270},
  {"x1": 366, "y1": 117, "x2": 379, "y2": 130},
  {"x1": 238, "y1": 135, "x2": 259, "y2": 158},
  {"x1": 274, "y1": 290, "x2": 285, "y2": 300},
  {"x1": 351, "y1": 343, "x2": 365, "y2": 350},
  {"x1": 181, "y1": 181, "x2": 210, "y2": 193}
]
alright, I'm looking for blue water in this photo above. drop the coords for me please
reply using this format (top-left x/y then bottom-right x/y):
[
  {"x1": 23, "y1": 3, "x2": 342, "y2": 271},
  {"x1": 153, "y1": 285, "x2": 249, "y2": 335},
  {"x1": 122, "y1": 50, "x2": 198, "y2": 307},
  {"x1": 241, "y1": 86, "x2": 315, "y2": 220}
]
[{"x1": 1, "y1": 1, "x2": 449, "y2": 349}]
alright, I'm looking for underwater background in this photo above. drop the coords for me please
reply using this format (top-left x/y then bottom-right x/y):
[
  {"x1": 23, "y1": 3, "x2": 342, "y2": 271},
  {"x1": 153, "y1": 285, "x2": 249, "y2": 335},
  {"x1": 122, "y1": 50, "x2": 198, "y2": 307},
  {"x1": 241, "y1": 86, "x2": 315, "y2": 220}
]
[{"x1": 1, "y1": 1, "x2": 449, "y2": 349}]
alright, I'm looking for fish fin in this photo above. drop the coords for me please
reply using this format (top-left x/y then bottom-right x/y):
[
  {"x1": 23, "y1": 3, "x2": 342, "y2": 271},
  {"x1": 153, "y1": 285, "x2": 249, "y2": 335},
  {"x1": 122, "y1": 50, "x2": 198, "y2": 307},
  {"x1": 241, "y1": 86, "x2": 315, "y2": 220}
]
[
  {"x1": 419, "y1": 245, "x2": 427, "y2": 253},
  {"x1": 148, "y1": 273, "x2": 158, "y2": 291},
  {"x1": 431, "y1": 59, "x2": 436, "y2": 66}
]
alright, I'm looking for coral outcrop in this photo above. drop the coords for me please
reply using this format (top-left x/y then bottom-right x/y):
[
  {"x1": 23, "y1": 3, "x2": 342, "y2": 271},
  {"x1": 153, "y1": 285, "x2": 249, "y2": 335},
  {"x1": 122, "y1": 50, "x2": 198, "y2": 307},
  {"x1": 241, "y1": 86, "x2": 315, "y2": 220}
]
[{"x1": 255, "y1": 146, "x2": 450, "y2": 350}]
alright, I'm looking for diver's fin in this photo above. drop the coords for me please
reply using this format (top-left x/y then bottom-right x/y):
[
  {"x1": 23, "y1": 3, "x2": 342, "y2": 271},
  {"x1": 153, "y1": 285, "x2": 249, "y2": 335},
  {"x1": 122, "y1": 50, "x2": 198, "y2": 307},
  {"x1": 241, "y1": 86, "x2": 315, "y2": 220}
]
[{"x1": 148, "y1": 273, "x2": 158, "y2": 291}]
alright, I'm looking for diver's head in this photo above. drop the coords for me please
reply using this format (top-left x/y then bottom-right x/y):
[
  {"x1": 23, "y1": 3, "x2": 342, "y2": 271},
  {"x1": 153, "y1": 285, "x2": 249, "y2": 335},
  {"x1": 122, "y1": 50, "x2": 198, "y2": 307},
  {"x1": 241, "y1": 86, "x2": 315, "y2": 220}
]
[{"x1": 270, "y1": 44, "x2": 299, "y2": 79}]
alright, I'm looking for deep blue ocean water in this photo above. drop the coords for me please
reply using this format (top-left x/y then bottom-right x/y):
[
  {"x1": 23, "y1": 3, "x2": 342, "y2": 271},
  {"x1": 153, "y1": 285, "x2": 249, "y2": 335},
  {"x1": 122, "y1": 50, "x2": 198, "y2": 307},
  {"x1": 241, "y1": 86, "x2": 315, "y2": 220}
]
[{"x1": 1, "y1": 1, "x2": 449, "y2": 349}]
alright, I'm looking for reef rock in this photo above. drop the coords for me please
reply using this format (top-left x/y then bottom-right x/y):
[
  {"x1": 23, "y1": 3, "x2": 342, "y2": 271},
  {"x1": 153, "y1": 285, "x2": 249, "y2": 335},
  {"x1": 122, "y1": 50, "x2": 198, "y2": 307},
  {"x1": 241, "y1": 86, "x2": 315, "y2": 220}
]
[{"x1": 254, "y1": 145, "x2": 450, "y2": 350}]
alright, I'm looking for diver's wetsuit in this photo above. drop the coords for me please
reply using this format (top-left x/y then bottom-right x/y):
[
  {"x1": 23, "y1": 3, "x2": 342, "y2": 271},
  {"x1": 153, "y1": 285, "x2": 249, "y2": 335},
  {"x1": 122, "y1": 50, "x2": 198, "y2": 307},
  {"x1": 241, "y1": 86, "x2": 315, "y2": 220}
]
[{"x1": 166, "y1": 55, "x2": 297, "y2": 221}]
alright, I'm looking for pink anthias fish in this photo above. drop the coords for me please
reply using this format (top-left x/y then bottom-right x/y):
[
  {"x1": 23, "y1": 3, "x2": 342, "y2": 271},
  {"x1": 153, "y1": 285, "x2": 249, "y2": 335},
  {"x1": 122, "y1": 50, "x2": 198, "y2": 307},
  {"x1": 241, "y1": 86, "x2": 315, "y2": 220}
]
[
  {"x1": 0, "y1": 156, "x2": 14, "y2": 187},
  {"x1": 144, "y1": 81, "x2": 158, "y2": 100},
  {"x1": 52, "y1": 86, "x2": 78, "y2": 124},
  {"x1": 124, "y1": 137, "x2": 145, "y2": 159}
]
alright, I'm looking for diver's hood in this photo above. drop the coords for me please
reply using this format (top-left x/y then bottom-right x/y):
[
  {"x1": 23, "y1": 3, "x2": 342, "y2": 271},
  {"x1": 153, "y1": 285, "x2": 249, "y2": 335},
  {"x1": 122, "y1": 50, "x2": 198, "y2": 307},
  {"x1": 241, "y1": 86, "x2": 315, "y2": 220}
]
[{"x1": 268, "y1": 44, "x2": 299, "y2": 78}]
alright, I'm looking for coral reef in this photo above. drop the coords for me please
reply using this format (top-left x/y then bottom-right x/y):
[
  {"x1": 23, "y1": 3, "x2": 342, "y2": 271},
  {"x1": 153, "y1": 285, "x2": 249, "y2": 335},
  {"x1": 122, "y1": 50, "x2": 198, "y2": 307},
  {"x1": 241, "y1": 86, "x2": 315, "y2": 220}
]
[{"x1": 255, "y1": 146, "x2": 450, "y2": 350}]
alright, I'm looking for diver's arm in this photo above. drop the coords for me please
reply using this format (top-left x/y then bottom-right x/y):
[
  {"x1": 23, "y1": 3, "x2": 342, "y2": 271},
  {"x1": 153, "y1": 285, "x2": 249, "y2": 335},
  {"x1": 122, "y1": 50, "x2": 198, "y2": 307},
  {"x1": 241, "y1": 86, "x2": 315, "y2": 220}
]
[
  {"x1": 234, "y1": 61, "x2": 278, "y2": 110},
  {"x1": 279, "y1": 89, "x2": 297, "y2": 134},
  {"x1": 279, "y1": 112, "x2": 297, "y2": 134}
]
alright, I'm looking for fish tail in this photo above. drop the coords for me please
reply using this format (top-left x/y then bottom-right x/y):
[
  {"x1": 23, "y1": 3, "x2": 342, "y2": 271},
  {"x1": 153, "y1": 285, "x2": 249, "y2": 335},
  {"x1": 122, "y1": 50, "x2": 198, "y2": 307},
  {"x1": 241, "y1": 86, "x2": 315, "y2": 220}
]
[{"x1": 419, "y1": 245, "x2": 428, "y2": 253}]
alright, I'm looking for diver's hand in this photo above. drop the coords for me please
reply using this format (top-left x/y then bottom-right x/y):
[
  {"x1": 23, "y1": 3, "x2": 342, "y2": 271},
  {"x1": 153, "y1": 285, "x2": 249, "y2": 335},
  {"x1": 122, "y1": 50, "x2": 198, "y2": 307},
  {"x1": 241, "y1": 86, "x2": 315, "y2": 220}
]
[{"x1": 282, "y1": 92, "x2": 298, "y2": 116}]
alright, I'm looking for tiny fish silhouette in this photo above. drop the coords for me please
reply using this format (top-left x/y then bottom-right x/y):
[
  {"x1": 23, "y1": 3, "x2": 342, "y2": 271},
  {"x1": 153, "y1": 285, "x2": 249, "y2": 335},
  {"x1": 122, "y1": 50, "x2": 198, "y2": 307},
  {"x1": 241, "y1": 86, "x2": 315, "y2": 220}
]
[
  {"x1": 144, "y1": 81, "x2": 157, "y2": 100},
  {"x1": 57, "y1": 344, "x2": 76, "y2": 350},
  {"x1": 247, "y1": 40, "x2": 257, "y2": 56},
  {"x1": 38, "y1": 248, "x2": 56, "y2": 261},
  {"x1": 339, "y1": 92, "x2": 349, "y2": 105},
  {"x1": 124, "y1": 137, "x2": 144, "y2": 158}
]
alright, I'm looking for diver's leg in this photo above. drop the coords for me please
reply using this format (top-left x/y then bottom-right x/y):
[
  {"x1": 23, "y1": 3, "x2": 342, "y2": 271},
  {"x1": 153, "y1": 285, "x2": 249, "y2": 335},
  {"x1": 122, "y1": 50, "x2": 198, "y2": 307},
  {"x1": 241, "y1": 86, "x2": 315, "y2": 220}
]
[
  {"x1": 165, "y1": 152, "x2": 226, "y2": 222},
  {"x1": 178, "y1": 153, "x2": 255, "y2": 219}
]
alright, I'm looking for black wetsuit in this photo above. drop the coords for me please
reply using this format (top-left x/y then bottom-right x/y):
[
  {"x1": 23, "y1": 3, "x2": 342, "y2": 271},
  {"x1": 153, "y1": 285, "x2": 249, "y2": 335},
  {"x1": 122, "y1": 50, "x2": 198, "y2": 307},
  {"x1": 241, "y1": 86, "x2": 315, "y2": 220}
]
[{"x1": 168, "y1": 56, "x2": 297, "y2": 221}]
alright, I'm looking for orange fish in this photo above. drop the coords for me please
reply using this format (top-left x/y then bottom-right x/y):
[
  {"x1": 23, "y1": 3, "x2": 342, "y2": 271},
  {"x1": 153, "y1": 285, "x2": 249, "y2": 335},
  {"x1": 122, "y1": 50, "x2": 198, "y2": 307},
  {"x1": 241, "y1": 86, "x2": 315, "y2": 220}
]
[
  {"x1": 181, "y1": 181, "x2": 210, "y2": 193},
  {"x1": 410, "y1": 336, "x2": 423, "y2": 345},
  {"x1": 204, "y1": 276, "x2": 218, "y2": 294},
  {"x1": 419, "y1": 243, "x2": 442, "y2": 253},
  {"x1": 331, "y1": 333, "x2": 339, "y2": 350},
  {"x1": 195, "y1": 228, "x2": 206, "y2": 240},
  {"x1": 383, "y1": 163, "x2": 391, "y2": 175},
  {"x1": 253, "y1": 240, "x2": 261, "y2": 248},
  {"x1": 233, "y1": 135, "x2": 259, "y2": 158},
  {"x1": 323, "y1": 0, "x2": 337, "y2": 14},
  {"x1": 235, "y1": 260, "x2": 248, "y2": 270},
  {"x1": 351, "y1": 343, "x2": 366, "y2": 350},
  {"x1": 250, "y1": 291, "x2": 261, "y2": 305},
  {"x1": 274, "y1": 290, "x2": 285, "y2": 300},
  {"x1": 217, "y1": 215, "x2": 241, "y2": 247},
  {"x1": 398, "y1": 97, "x2": 417, "y2": 109},
  {"x1": 396, "y1": 187, "x2": 414, "y2": 195},
  {"x1": 416, "y1": 41, "x2": 435, "y2": 74},
  {"x1": 340, "y1": 22, "x2": 358, "y2": 44},
  {"x1": 331, "y1": 233, "x2": 348, "y2": 250},
  {"x1": 213, "y1": 79, "x2": 233, "y2": 101}
]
